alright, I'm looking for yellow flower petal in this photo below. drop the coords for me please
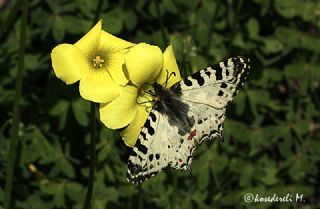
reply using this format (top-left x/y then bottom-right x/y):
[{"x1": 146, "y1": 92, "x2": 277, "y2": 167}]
[
  {"x1": 125, "y1": 43, "x2": 163, "y2": 86},
  {"x1": 156, "y1": 45, "x2": 182, "y2": 87},
  {"x1": 99, "y1": 86, "x2": 138, "y2": 129},
  {"x1": 79, "y1": 70, "x2": 120, "y2": 103},
  {"x1": 100, "y1": 30, "x2": 134, "y2": 53},
  {"x1": 120, "y1": 105, "x2": 149, "y2": 147},
  {"x1": 51, "y1": 44, "x2": 90, "y2": 84},
  {"x1": 74, "y1": 20, "x2": 102, "y2": 57},
  {"x1": 99, "y1": 31, "x2": 134, "y2": 86}
]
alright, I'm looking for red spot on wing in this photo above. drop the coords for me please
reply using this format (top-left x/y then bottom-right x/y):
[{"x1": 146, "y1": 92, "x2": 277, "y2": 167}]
[
  {"x1": 179, "y1": 159, "x2": 183, "y2": 163},
  {"x1": 188, "y1": 130, "x2": 197, "y2": 140}
]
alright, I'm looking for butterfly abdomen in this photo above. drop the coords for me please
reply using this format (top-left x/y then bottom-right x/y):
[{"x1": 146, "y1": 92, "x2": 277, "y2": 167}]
[{"x1": 154, "y1": 83, "x2": 195, "y2": 136}]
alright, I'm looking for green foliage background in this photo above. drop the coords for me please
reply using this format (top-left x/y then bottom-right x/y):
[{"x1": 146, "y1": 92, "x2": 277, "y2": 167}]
[{"x1": 1, "y1": 0, "x2": 320, "y2": 208}]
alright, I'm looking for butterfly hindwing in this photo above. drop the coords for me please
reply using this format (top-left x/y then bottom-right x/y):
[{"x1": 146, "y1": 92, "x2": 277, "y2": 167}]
[
  {"x1": 127, "y1": 110, "x2": 196, "y2": 184},
  {"x1": 127, "y1": 56, "x2": 250, "y2": 184}
]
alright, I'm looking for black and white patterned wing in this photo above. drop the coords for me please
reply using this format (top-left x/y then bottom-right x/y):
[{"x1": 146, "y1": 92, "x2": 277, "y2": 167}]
[
  {"x1": 127, "y1": 56, "x2": 250, "y2": 184},
  {"x1": 172, "y1": 56, "x2": 251, "y2": 143},
  {"x1": 127, "y1": 109, "x2": 196, "y2": 184}
]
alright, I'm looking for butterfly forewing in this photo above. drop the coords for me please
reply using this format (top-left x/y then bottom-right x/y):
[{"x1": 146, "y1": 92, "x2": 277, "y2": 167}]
[
  {"x1": 127, "y1": 56, "x2": 250, "y2": 184},
  {"x1": 173, "y1": 56, "x2": 250, "y2": 143}
]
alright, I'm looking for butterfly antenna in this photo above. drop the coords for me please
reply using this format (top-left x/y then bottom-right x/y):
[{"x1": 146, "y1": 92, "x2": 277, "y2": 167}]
[{"x1": 163, "y1": 69, "x2": 176, "y2": 87}]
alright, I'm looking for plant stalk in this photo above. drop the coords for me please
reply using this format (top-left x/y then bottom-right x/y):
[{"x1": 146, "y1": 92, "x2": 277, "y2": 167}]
[
  {"x1": 82, "y1": 0, "x2": 103, "y2": 208},
  {"x1": 83, "y1": 102, "x2": 97, "y2": 209},
  {"x1": 154, "y1": 0, "x2": 169, "y2": 46},
  {"x1": 4, "y1": 0, "x2": 28, "y2": 208}
]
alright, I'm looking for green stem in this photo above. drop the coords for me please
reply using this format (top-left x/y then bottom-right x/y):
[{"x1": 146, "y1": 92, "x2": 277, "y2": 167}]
[
  {"x1": 154, "y1": 0, "x2": 168, "y2": 46},
  {"x1": 171, "y1": 173, "x2": 178, "y2": 209},
  {"x1": 82, "y1": 1, "x2": 103, "y2": 208},
  {"x1": 4, "y1": 0, "x2": 28, "y2": 209},
  {"x1": 0, "y1": 0, "x2": 23, "y2": 41},
  {"x1": 138, "y1": 185, "x2": 143, "y2": 209},
  {"x1": 212, "y1": 167, "x2": 221, "y2": 189},
  {"x1": 92, "y1": 0, "x2": 103, "y2": 25},
  {"x1": 83, "y1": 102, "x2": 97, "y2": 209},
  {"x1": 255, "y1": 48, "x2": 292, "y2": 67}
]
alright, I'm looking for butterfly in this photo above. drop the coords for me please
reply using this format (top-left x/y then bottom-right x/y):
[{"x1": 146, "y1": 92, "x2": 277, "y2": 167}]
[{"x1": 126, "y1": 56, "x2": 251, "y2": 184}]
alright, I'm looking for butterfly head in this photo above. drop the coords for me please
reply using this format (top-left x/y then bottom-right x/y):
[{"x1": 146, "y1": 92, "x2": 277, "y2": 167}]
[
  {"x1": 135, "y1": 82, "x2": 163, "y2": 110},
  {"x1": 136, "y1": 70, "x2": 177, "y2": 110},
  {"x1": 152, "y1": 82, "x2": 164, "y2": 97}
]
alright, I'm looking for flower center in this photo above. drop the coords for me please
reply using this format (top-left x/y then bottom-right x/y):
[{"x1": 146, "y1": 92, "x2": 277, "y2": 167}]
[
  {"x1": 136, "y1": 84, "x2": 156, "y2": 108},
  {"x1": 92, "y1": 55, "x2": 105, "y2": 68}
]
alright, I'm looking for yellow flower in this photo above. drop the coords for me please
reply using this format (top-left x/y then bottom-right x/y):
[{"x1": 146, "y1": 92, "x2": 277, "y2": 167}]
[
  {"x1": 51, "y1": 20, "x2": 134, "y2": 103},
  {"x1": 100, "y1": 44, "x2": 181, "y2": 147}
]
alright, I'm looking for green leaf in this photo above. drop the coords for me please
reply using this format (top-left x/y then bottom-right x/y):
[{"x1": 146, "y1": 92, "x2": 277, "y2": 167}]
[
  {"x1": 49, "y1": 100, "x2": 69, "y2": 116},
  {"x1": 161, "y1": 0, "x2": 178, "y2": 14},
  {"x1": 275, "y1": 0, "x2": 299, "y2": 18},
  {"x1": 263, "y1": 38, "x2": 284, "y2": 53},
  {"x1": 260, "y1": 165, "x2": 278, "y2": 185},
  {"x1": 118, "y1": 185, "x2": 136, "y2": 197},
  {"x1": 247, "y1": 18, "x2": 260, "y2": 38},
  {"x1": 124, "y1": 10, "x2": 137, "y2": 31},
  {"x1": 71, "y1": 99, "x2": 89, "y2": 126},
  {"x1": 61, "y1": 158, "x2": 75, "y2": 178},
  {"x1": 102, "y1": 9, "x2": 123, "y2": 34},
  {"x1": 64, "y1": 16, "x2": 91, "y2": 34},
  {"x1": 192, "y1": 190, "x2": 208, "y2": 204},
  {"x1": 65, "y1": 182, "x2": 84, "y2": 202},
  {"x1": 284, "y1": 63, "x2": 309, "y2": 93},
  {"x1": 232, "y1": 33, "x2": 246, "y2": 48},
  {"x1": 52, "y1": 16, "x2": 65, "y2": 41},
  {"x1": 220, "y1": 193, "x2": 238, "y2": 206}
]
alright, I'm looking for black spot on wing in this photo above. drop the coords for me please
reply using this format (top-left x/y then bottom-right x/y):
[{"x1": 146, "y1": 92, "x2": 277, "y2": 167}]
[
  {"x1": 145, "y1": 118, "x2": 155, "y2": 135},
  {"x1": 180, "y1": 138, "x2": 184, "y2": 144},
  {"x1": 127, "y1": 169, "x2": 162, "y2": 184},
  {"x1": 149, "y1": 112, "x2": 157, "y2": 122},
  {"x1": 218, "y1": 90, "x2": 224, "y2": 96},
  {"x1": 141, "y1": 132, "x2": 147, "y2": 141},
  {"x1": 135, "y1": 139, "x2": 148, "y2": 155},
  {"x1": 220, "y1": 82, "x2": 227, "y2": 88},
  {"x1": 191, "y1": 72, "x2": 205, "y2": 86},
  {"x1": 213, "y1": 65, "x2": 223, "y2": 80},
  {"x1": 205, "y1": 71, "x2": 211, "y2": 77},
  {"x1": 184, "y1": 79, "x2": 192, "y2": 86},
  {"x1": 155, "y1": 153, "x2": 160, "y2": 160},
  {"x1": 223, "y1": 60, "x2": 229, "y2": 67},
  {"x1": 229, "y1": 57, "x2": 250, "y2": 91},
  {"x1": 127, "y1": 160, "x2": 143, "y2": 176},
  {"x1": 130, "y1": 150, "x2": 137, "y2": 157},
  {"x1": 149, "y1": 154, "x2": 153, "y2": 161}
]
